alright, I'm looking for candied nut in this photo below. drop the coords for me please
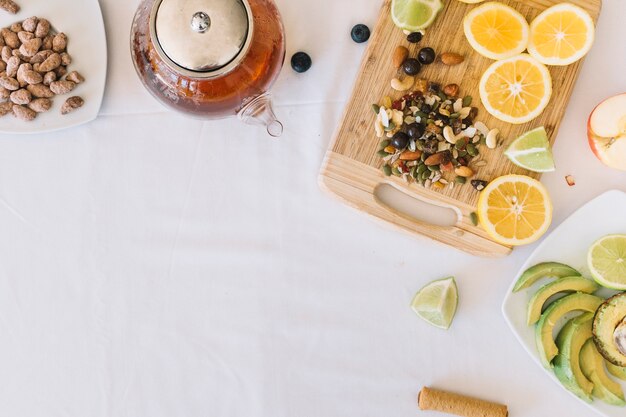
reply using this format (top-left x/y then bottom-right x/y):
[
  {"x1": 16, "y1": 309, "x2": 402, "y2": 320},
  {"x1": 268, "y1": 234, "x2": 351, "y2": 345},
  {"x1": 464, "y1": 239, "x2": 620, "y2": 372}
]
[
  {"x1": 38, "y1": 52, "x2": 61, "y2": 72},
  {"x1": 399, "y1": 150, "x2": 422, "y2": 161},
  {"x1": 0, "y1": 0, "x2": 20, "y2": 14},
  {"x1": 9, "y1": 22, "x2": 21, "y2": 33},
  {"x1": 35, "y1": 19, "x2": 50, "y2": 38},
  {"x1": 0, "y1": 60, "x2": 6, "y2": 72},
  {"x1": 0, "y1": 85, "x2": 8, "y2": 99},
  {"x1": 11, "y1": 49, "x2": 28, "y2": 62},
  {"x1": 0, "y1": 35, "x2": 4, "y2": 48},
  {"x1": 54, "y1": 65, "x2": 67, "y2": 78},
  {"x1": 30, "y1": 49, "x2": 52, "y2": 64},
  {"x1": 443, "y1": 83, "x2": 460, "y2": 97},
  {"x1": 12, "y1": 104, "x2": 36, "y2": 121},
  {"x1": 50, "y1": 80, "x2": 75, "y2": 95},
  {"x1": 65, "y1": 71, "x2": 83, "y2": 84},
  {"x1": 41, "y1": 35, "x2": 53, "y2": 51},
  {"x1": 5, "y1": 55, "x2": 19, "y2": 77},
  {"x1": 455, "y1": 166, "x2": 474, "y2": 178},
  {"x1": 0, "y1": 100, "x2": 11, "y2": 116},
  {"x1": 16, "y1": 62, "x2": 31, "y2": 86},
  {"x1": 10, "y1": 88, "x2": 31, "y2": 105},
  {"x1": 565, "y1": 175, "x2": 575, "y2": 187},
  {"x1": 43, "y1": 71, "x2": 55, "y2": 85},
  {"x1": 23, "y1": 69, "x2": 42, "y2": 85},
  {"x1": 17, "y1": 31, "x2": 34, "y2": 44},
  {"x1": 27, "y1": 83, "x2": 54, "y2": 98},
  {"x1": 61, "y1": 96, "x2": 84, "y2": 115},
  {"x1": 441, "y1": 52, "x2": 464, "y2": 66},
  {"x1": 19, "y1": 38, "x2": 42, "y2": 58},
  {"x1": 22, "y1": 17, "x2": 38, "y2": 33},
  {"x1": 52, "y1": 33, "x2": 67, "y2": 53},
  {"x1": 2, "y1": 28, "x2": 19, "y2": 49},
  {"x1": 28, "y1": 97, "x2": 52, "y2": 113},
  {"x1": 0, "y1": 74, "x2": 19, "y2": 90},
  {"x1": 60, "y1": 52, "x2": 71, "y2": 66},
  {"x1": 1, "y1": 45, "x2": 11, "y2": 62},
  {"x1": 392, "y1": 46, "x2": 409, "y2": 69},
  {"x1": 390, "y1": 76, "x2": 415, "y2": 92}
]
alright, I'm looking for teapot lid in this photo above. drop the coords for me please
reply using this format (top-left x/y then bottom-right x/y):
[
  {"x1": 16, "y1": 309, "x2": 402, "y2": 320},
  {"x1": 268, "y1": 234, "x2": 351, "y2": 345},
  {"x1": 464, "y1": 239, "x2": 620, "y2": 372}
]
[{"x1": 150, "y1": 0, "x2": 253, "y2": 77}]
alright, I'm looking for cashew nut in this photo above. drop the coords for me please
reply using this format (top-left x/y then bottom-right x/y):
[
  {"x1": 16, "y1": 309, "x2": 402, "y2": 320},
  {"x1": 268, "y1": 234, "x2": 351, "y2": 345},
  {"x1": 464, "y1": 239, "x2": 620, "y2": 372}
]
[
  {"x1": 443, "y1": 126, "x2": 457, "y2": 144},
  {"x1": 486, "y1": 128, "x2": 500, "y2": 149},
  {"x1": 390, "y1": 76, "x2": 415, "y2": 92}
]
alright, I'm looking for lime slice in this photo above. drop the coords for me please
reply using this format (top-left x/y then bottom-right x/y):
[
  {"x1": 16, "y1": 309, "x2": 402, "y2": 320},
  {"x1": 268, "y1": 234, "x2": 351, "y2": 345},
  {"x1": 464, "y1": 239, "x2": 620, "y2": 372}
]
[
  {"x1": 504, "y1": 127, "x2": 556, "y2": 173},
  {"x1": 588, "y1": 235, "x2": 626, "y2": 290},
  {"x1": 410, "y1": 277, "x2": 458, "y2": 329},
  {"x1": 391, "y1": 0, "x2": 444, "y2": 31}
]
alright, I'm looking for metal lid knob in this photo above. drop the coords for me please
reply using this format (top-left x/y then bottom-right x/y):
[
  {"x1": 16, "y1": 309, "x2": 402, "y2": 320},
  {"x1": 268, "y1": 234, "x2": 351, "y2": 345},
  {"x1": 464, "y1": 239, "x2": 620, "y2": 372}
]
[{"x1": 151, "y1": 0, "x2": 253, "y2": 76}]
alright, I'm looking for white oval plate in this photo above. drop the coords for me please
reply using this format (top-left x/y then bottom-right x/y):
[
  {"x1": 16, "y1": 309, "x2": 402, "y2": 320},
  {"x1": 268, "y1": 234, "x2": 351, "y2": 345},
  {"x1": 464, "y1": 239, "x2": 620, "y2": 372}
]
[
  {"x1": 0, "y1": 0, "x2": 106, "y2": 134},
  {"x1": 502, "y1": 190, "x2": 626, "y2": 417}
]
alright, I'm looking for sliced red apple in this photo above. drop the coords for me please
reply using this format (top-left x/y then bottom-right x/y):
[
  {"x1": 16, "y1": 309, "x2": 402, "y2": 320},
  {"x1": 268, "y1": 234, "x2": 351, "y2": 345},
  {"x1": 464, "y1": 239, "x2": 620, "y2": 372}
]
[{"x1": 588, "y1": 93, "x2": 626, "y2": 171}]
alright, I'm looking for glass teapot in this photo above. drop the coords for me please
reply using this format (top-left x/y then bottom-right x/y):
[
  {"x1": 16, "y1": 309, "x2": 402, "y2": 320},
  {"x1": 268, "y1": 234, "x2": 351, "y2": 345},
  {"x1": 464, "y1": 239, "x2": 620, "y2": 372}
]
[{"x1": 131, "y1": 0, "x2": 286, "y2": 137}]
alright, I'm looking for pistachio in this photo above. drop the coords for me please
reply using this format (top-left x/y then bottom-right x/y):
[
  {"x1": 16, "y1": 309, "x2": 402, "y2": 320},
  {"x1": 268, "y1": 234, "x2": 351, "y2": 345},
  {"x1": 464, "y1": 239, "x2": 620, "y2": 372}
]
[
  {"x1": 441, "y1": 52, "x2": 464, "y2": 66},
  {"x1": 392, "y1": 45, "x2": 409, "y2": 69}
]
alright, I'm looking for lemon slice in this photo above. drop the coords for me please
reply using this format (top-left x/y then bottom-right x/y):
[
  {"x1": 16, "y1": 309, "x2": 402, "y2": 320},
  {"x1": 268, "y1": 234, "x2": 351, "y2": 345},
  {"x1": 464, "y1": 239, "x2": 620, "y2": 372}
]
[
  {"x1": 505, "y1": 127, "x2": 556, "y2": 172},
  {"x1": 391, "y1": 0, "x2": 444, "y2": 31},
  {"x1": 588, "y1": 235, "x2": 626, "y2": 290},
  {"x1": 463, "y1": 2, "x2": 529, "y2": 60},
  {"x1": 410, "y1": 277, "x2": 458, "y2": 330},
  {"x1": 528, "y1": 3, "x2": 595, "y2": 66},
  {"x1": 479, "y1": 54, "x2": 552, "y2": 124},
  {"x1": 477, "y1": 175, "x2": 553, "y2": 246}
]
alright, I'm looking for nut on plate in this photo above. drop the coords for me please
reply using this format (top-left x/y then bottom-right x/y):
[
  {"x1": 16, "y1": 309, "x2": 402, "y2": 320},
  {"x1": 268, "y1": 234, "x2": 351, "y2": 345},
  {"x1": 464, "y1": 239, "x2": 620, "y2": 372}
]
[
  {"x1": 10, "y1": 88, "x2": 31, "y2": 105},
  {"x1": 49, "y1": 80, "x2": 75, "y2": 95},
  {"x1": 28, "y1": 97, "x2": 51, "y2": 113},
  {"x1": 61, "y1": 96, "x2": 83, "y2": 115},
  {"x1": 0, "y1": 0, "x2": 20, "y2": 14},
  {"x1": 440, "y1": 52, "x2": 464, "y2": 66},
  {"x1": 12, "y1": 104, "x2": 36, "y2": 121},
  {"x1": 392, "y1": 45, "x2": 409, "y2": 69}
]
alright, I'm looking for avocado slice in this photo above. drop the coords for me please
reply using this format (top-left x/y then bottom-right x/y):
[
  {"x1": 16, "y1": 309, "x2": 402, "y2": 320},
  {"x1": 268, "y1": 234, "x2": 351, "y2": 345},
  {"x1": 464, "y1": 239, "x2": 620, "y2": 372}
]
[
  {"x1": 513, "y1": 262, "x2": 581, "y2": 292},
  {"x1": 553, "y1": 313, "x2": 595, "y2": 402},
  {"x1": 527, "y1": 277, "x2": 599, "y2": 325},
  {"x1": 580, "y1": 339, "x2": 626, "y2": 406},
  {"x1": 536, "y1": 292, "x2": 603, "y2": 368},
  {"x1": 607, "y1": 362, "x2": 626, "y2": 381},
  {"x1": 593, "y1": 293, "x2": 626, "y2": 367}
]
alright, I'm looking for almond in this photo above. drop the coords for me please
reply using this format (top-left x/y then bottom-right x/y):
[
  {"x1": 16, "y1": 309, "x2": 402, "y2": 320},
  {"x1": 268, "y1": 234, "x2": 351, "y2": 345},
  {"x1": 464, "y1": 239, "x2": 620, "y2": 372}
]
[
  {"x1": 392, "y1": 46, "x2": 409, "y2": 69},
  {"x1": 455, "y1": 166, "x2": 474, "y2": 178},
  {"x1": 399, "y1": 150, "x2": 422, "y2": 161},
  {"x1": 443, "y1": 83, "x2": 459, "y2": 97},
  {"x1": 424, "y1": 152, "x2": 446, "y2": 166},
  {"x1": 441, "y1": 52, "x2": 464, "y2": 66}
]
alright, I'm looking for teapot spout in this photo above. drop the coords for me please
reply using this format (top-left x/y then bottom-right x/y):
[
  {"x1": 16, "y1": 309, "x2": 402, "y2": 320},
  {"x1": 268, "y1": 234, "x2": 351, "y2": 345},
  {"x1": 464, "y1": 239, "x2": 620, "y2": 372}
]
[{"x1": 238, "y1": 93, "x2": 283, "y2": 137}]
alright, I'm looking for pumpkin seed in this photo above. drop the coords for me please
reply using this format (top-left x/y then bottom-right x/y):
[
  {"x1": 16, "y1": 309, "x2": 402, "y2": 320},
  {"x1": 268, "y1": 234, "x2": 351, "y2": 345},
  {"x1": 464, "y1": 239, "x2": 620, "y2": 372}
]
[
  {"x1": 392, "y1": 167, "x2": 402, "y2": 176},
  {"x1": 372, "y1": 104, "x2": 381, "y2": 114},
  {"x1": 455, "y1": 138, "x2": 467, "y2": 150},
  {"x1": 466, "y1": 143, "x2": 478, "y2": 157},
  {"x1": 417, "y1": 164, "x2": 427, "y2": 175},
  {"x1": 455, "y1": 176, "x2": 467, "y2": 184},
  {"x1": 428, "y1": 165, "x2": 440, "y2": 172},
  {"x1": 384, "y1": 122, "x2": 396, "y2": 132},
  {"x1": 379, "y1": 139, "x2": 390, "y2": 149},
  {"x1": 382, "y1": 165, "x2": 392, "y2": 176},
  {"x1": 377, "y1": 150, "x2": 389, "y2": 157},
  {"x1": 462, "y1": 96, "x2": 472, "y2": 107},
  {"x1": 470, "y1": 212, "x2": 479, "y2": 226}
]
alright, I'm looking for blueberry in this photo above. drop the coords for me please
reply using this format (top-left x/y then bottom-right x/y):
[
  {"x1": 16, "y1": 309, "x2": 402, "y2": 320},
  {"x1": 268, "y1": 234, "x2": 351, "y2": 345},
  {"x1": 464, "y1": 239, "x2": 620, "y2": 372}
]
[
  {"x1": 291, "y1": 52, "x2": 312, "y2": 73},
  {"x1": 391, "y1": 132, "x2": 409, "y2": 150},
  {"x1": 351, "y1": 24, "x2": 370, "y2": 43},
  {"x1": 406, "y1": 123, "x2": 425, "y2": 139},
  {"x1": 407, "y1": 32, "x2": 423, "y2": 44},
  {"x1": 418, "y1": 47, "x2": 436, "y2": 65},
  {"x1": 403, "y1": 58, "x2": 421, "y2": 76}
]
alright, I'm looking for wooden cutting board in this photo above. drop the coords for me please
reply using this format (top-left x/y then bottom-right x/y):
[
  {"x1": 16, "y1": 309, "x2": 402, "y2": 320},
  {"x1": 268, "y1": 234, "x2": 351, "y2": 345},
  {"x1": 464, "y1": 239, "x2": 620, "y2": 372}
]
[{"x1": 319, "y1": 0, "x2": 602, "y2": 257}]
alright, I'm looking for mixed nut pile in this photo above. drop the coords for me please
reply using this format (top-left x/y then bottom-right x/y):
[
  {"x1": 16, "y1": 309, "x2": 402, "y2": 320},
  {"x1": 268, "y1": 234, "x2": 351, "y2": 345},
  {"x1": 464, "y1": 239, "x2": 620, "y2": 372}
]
[
  {"x1": 0, "y1": 16, "x2": 85, "y2": 121},
  {"x1": 374, "y1": 32, "x2": 500, "y2": 191}
]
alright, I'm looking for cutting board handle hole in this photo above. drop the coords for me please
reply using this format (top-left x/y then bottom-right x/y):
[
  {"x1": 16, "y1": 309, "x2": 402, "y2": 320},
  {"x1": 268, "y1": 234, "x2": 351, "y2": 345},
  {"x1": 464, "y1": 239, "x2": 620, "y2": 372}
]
[{"x1": 374, "y1": 183, "x2": 459, "y2": 228}]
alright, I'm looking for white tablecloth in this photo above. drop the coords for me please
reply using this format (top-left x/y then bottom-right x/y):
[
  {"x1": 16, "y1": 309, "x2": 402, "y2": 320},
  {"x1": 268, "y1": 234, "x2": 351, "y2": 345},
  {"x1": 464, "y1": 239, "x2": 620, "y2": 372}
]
[{"x1": 0, "y1": 1, "x2": 625, "y2": 416}]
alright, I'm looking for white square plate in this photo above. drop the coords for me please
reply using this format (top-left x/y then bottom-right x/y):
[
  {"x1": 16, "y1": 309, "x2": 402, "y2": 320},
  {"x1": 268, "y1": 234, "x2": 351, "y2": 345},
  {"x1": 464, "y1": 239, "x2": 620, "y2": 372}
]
[
  {"x1": 502, "y1": 189, "x2": 626, "y2": 417},
  {"x1": 0, "y1": 0, "x2": 107, "y2": 134}
]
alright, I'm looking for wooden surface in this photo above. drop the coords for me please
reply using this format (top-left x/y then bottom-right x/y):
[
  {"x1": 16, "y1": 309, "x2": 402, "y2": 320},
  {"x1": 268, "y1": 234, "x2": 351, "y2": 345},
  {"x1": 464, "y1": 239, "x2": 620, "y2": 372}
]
[{"x1": 319, "y1": 0, "x2": 602, "y2": 257}]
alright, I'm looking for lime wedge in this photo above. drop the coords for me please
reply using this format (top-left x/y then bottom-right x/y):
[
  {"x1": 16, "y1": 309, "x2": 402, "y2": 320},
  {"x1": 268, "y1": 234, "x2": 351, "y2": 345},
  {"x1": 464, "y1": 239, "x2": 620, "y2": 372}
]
[
  {"x1": 504, "y1": 127, "x2": 556, "y2": 173},
  {"x1": 410, "y1": 277, "x2": 458, "y2": 329},
  {"x1": 588, "y1": 235, "x2": 626, "y2": 290},
  {"x1": 391, "y1": 0, "x2": 444, "y2": 31}
]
